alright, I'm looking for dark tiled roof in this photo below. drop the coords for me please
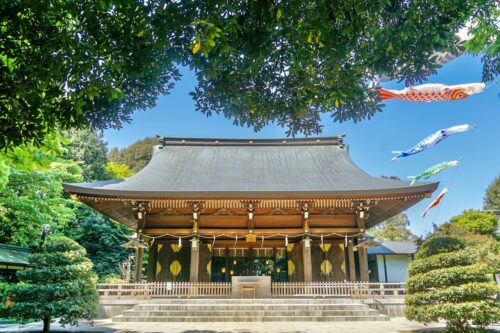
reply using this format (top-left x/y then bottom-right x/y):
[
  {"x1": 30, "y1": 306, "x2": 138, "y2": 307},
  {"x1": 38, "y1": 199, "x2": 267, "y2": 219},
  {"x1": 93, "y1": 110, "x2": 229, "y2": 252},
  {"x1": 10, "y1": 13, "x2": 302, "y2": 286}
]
[
  {"x1": 367, "y1": 241, "x2": 417, "y2": 255},
  {"x1": 64, "y1": 136, "x2": 437, "y2": 198},
  {"x1": 0, "y1": 244, "x2": 32, "y2": 266}
]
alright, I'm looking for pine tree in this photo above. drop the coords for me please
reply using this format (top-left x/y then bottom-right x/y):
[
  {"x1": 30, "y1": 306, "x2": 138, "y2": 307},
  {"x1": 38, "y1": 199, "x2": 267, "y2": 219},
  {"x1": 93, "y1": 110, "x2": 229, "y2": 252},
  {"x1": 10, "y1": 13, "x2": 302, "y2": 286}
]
[
  {"x1": 63, "y1": 128, "x2": 109, "y2": 182},
  {"x1": 7, "y1": 236, "x2": 98, "y2": 333}
]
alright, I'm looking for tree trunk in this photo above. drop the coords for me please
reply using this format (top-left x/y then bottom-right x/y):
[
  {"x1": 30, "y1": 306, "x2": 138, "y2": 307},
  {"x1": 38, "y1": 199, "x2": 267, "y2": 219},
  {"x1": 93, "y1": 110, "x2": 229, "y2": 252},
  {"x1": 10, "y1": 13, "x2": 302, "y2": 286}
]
[{"x1": 43, "y1": 316, "x2": 50, "y2": 333}]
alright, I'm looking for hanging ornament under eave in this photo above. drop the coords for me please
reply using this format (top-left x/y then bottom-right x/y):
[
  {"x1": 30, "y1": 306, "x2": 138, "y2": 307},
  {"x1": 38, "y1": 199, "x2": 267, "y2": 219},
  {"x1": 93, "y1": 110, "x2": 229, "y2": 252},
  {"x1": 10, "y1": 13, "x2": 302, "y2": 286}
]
[
  {"x1": 378, "y1": 83, "x2": 485, "y2": 102},
  {"x1": 392, "y1": 124, "x2": 475, "y2": 161},
  {"x1": 422, "y1": 188, "x2": 448, "y2": 218},
  {"x1": 409, "y1": 160, "x2": 459, "y2": 186},
  {"x1": 121, "y1": 233, "x2": 146, "y2": 249}
]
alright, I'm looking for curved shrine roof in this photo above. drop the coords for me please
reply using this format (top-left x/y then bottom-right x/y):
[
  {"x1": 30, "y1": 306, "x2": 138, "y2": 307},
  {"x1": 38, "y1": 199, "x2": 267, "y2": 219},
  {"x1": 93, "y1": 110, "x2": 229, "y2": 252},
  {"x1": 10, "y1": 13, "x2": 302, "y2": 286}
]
[
  {"x1": 64, "y1": 136, "x2": 439, "y2": 229},
  {"x1": 64, "y1": 136, "x2": 437, "y2": 198}
]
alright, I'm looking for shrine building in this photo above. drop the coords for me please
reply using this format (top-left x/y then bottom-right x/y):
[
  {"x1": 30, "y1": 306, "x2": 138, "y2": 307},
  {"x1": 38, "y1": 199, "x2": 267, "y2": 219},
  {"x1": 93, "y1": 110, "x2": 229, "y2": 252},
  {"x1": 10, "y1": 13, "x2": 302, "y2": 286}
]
[{"x1": 63, "y1": 136, "x2": 437, "y2": 284}]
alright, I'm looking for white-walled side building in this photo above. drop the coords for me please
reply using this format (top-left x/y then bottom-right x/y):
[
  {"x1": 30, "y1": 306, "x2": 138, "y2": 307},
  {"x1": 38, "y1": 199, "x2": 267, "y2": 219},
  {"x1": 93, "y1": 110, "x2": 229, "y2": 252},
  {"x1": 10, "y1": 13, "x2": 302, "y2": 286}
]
[{"x1": 367, "y1": 241, "x2": 416, "y2": 282}]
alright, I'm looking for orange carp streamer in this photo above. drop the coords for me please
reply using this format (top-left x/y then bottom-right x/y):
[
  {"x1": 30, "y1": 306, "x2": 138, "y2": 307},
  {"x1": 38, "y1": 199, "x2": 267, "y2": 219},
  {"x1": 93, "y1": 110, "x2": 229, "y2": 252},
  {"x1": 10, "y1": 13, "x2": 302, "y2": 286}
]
[
  {"x1": 378, "y1": 83, "x2": 485, "y2": 102},
  {"x1": 422, "y1": 188, "x2": 448, "y2": 218}
]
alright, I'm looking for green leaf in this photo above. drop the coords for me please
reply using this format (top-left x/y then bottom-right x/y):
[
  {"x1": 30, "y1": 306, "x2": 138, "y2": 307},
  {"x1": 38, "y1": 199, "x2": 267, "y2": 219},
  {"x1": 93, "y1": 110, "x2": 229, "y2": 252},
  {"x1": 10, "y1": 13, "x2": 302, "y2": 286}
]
[{"x1": 276, "y1": 8, "x2": 282, "y2": 20}]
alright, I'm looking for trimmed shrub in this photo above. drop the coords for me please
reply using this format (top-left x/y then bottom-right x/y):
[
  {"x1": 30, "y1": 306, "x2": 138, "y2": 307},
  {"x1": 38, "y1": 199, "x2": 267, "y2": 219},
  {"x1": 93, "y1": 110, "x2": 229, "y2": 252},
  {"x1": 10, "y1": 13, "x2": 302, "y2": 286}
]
[
  {"x1": 406, "y1": 263, "x2": 490, "y2": 293},
  {"x1": 406, "y1": 301, "x2": 500, "y2": 329},
  {"x1": 414, "y1": 236, "x2": 464, "y2": 260},
  {"x1": 405, "y1": 224, "x2": 500, "y2": 331},
  {"x1": 406, "y1": 282, "x2": 499, "y2": 306},
  {"x1": 408, "y1": 248, "x2": 478, "y2": 276}
]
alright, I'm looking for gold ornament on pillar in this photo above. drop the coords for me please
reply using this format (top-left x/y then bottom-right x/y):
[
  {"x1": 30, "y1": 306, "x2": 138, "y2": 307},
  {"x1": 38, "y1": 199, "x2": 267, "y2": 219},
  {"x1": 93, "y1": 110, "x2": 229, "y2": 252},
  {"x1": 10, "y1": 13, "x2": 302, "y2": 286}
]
[
  {"x1": 169, "y1": 260, "x2": 182, "y2": 278},
  {"x1": 170, "y1": 244, "x2": 181, "y2": 253},
  {"x1": 156, "y1": 244, "x2": 164, "y2": 277},
  {"x1": 206, "y1": 260, "x2": 212, "y2": 276},
  {"x1": 287, "y1": 260, "x2": 295, "y2": 277},
  {"x1": 320, "y1": 259, "x2": 332, "y2": 275}
]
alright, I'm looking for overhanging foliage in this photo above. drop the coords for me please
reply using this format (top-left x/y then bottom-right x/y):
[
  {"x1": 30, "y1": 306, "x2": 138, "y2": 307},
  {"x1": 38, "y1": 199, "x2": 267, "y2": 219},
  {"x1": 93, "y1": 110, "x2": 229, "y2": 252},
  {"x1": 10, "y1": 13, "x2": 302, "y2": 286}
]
[{"x1": 1, "y1": 0, "x2": 498, "y2": 147}]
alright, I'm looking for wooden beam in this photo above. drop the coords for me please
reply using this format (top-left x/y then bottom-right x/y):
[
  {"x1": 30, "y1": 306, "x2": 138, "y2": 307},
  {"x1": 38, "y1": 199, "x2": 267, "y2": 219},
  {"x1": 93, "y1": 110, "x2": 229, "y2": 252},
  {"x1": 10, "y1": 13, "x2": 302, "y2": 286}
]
[
  {"x1": 143, "y1": 227, "x2": 363, "y2": 237},
  {"x1": 209, "y1": 239, "x2": 348, "y2": 247}
]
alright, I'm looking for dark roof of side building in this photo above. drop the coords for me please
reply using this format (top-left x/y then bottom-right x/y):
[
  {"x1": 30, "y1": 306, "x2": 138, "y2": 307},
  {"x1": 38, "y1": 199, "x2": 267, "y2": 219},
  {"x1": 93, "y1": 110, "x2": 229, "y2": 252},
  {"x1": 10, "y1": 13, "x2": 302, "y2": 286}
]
[
  {"x1": 0, "y1": 244, "x2": 32, "y2": 267},
  {"x1": 367, "y1": 241, "x2": 417, "y2": 255},
  {"x1": 64, "y1": 136, "x2": 438, "y2": 198}
]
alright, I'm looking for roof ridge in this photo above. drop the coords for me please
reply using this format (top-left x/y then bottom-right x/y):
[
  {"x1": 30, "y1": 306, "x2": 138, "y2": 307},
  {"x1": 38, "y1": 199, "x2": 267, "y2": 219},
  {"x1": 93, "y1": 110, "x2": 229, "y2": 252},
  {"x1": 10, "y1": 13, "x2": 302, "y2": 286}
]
[{"x1": 156, "y1": 135, "x2": 346, "y2": 148}]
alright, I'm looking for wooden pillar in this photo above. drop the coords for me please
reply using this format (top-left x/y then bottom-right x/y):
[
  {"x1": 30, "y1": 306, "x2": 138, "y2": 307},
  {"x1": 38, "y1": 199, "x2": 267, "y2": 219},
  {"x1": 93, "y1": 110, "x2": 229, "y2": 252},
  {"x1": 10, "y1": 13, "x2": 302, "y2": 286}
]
[
  {"x1": 225, "y1": 246, "x2": 230, "y2": 282},
  {"x1": 355, "y1": 206, "x2": 369, "y2": 282},
  {"x1": 147, "y1": 242, "x2": 157, "y2": 281},
  {"x1": 358, "y1": 245, "x2": 369, "y2": 281},
  {"x1": 135, "y1": 246, "x2": 144, "y2": 282},
  {"x1": 189, "y1": 239, "x2": 200, "y2": 282},
  {"x1": 302, "y1": 240, "x2": 313, "y2": 282},
  {"x1": 132, "y1": 201, "x2": 149, "y2": 283},
  {"x1": 248, "y1": 246, "x2": 254, "y2": 275},
  {"x1": 347, "y1": 240, "x2": 356, "y2": 281}
]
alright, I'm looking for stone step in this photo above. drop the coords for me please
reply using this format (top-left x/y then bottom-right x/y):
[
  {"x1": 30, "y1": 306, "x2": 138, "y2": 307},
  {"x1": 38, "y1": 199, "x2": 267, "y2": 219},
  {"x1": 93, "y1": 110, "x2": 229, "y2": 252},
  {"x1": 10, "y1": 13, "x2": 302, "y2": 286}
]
[
  {"x1": 113, "y1": 315, "x2": 390, "y2": 322},
  {"x1": 123, "y1": 309, "x2": 379, "y2": 317},
  {"x1": 133, "y1": 304, "x2": 370, "y2": 311},
  {"x1": 147, "y1": 298, "x2": 358, "y2": 304}
]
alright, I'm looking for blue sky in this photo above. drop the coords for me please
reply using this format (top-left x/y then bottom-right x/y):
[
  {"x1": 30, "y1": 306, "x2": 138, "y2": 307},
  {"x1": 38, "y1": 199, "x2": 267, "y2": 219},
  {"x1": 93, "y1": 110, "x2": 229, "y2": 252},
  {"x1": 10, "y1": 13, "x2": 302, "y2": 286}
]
[{"x1": 104, "y1": 55, "x2": 499, "y2": 237}]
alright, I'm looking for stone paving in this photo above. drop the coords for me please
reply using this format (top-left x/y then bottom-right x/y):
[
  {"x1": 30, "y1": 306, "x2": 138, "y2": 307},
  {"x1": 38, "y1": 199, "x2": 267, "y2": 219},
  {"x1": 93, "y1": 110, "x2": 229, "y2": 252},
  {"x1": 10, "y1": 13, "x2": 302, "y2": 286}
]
[{"x1": 2, "y1": 318, "x2": 499, "y2": 333}]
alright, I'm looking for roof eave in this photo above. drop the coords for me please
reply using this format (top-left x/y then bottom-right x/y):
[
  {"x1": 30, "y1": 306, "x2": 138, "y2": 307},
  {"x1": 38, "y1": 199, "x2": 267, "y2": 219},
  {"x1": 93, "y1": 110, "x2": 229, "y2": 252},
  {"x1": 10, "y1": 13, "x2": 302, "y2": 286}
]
[{"x1": 63, "y1": 182, "x2": 438, "y2": 199}]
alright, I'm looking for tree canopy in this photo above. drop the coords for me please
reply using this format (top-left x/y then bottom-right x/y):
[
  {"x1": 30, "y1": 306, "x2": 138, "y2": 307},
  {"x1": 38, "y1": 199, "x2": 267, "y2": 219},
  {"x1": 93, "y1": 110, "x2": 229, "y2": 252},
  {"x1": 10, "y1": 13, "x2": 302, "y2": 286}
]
[
  {"x1": 369, "y1": 214, "x2": 418, "y2": 242},
  {"x1": 61, "y1": 129, "x2": 134, "y2": 279},
  {"x1": 63, "y1": 129, "x2": 109, "y2": 182},
  {"x1": 108, "y1": 136, "x2": 156, "y2": 173},
  {"x1": 484, "y1": 175, "x2": 500, "y2": 211},
  {"x1": 0, "y1": 0, "x2": 180, "y2": 148},
  {"x1": 0, "y1": 129, "x2": 134, "y2": 279},
  {"x1": 106, "y1": 161, "x2": 134, "y2": 178},
  {"x1": 1, "y1": 0, "x2": 498, "y2": 147},
  {"x1": 0, "y1": 161, "x2": 81, "y2": 247},
  {"x1": 65, "y1": 206, "x2": 132, "y2": 279},
  {"x1": 449, "y1": 210, "x2": 498, "y2": 236}
]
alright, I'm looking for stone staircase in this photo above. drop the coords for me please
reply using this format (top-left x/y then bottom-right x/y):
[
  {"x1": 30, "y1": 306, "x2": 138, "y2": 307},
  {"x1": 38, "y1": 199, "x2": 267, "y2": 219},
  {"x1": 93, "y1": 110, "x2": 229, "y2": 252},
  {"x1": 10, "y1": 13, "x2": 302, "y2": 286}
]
[{"x1": 112, "y1": 298, "x2": 390, "y2": 322}]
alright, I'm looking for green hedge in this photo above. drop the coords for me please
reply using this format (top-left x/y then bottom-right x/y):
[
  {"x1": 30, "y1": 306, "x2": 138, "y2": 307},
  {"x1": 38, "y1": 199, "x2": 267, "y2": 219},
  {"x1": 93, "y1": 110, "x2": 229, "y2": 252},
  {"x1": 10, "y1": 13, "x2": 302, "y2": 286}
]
[
  {"x1": 405, "y1": 301, "x2": 500, "y2": 328},
  {"x1": 406, "y1": 282, "x2": 499, "y2": 306},
  {"x1": 406, "y1": 263, "x2": 490, "y2": 293},
  {"x1": 414, "y1": 236, "x2": 464, "y2": 260},
  {"x1": 408, "y1": 248, "x2": 478, "y2": 276}
]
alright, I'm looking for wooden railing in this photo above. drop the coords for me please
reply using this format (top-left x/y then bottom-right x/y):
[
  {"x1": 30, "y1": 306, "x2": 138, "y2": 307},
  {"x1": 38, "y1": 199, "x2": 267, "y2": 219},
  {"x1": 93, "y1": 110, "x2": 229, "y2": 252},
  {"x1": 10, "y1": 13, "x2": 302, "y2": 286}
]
[
  {"x1": 271, "y1": 281, "x2": 406, "y2": 298},
  {"x1": 97, "y1": 282, "x2": 231, "y2": 299},
  {"x1": 97, "y1": 281, "x2": 405, "y2": 300}
]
